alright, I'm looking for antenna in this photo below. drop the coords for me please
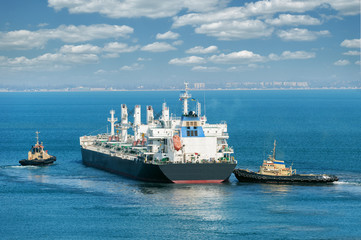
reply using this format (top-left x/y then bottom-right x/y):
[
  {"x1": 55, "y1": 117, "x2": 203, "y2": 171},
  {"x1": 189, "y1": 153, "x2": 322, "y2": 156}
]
[
  {"x1": 196, "y1": 100, "x2": 201, "y2": 116},
  {"x1": 273, "y1": 140, "x2": 276, "y2": 160},
  {"x1": 203, "y1": 91, "x2": 206, "y2": 117},
  {"x1": 35, "y1": 131, "x2": 40, "y2": 145}
]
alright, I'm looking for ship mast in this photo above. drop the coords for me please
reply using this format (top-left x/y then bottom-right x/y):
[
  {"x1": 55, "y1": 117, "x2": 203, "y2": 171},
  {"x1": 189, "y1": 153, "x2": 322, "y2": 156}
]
[
  {"x1": 180, "y1": 82, "x2": 191, "y2": 116},
  {"x1": 121, "y1": 104, "x2": 128, "y2": 142},
  {"x1": 35, "y1": 131, "x2": 40, "y2": 145},
  {"x1": 272, "y1": 140, "x2": 276, "y2": 160},
  {"x1": 108, "y1": 110, "x2": 118, "y2": 136}
]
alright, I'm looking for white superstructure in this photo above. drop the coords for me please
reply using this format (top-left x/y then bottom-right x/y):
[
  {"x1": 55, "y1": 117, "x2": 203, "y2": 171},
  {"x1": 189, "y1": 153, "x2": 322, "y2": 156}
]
[{"x1": 80, "y1": 83, "x2": 235, "y2": 165}]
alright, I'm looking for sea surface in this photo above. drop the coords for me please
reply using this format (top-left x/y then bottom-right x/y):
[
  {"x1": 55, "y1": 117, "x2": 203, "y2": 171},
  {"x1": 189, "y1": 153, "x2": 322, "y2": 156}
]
[{"x1": 1, "y1": 90, "x2": 361, "y2": 240}]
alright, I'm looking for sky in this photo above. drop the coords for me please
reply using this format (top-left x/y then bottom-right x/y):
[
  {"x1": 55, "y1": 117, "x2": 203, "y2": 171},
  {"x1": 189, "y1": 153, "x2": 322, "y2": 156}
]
[{"x1": 0, "y1": 0, "x2": 360, "y2": 89}]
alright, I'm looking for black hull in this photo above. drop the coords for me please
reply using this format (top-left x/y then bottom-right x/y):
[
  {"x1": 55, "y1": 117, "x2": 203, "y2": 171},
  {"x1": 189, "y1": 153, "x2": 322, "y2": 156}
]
[
  {"x1": 233, "y1": 169, "x2": 338, "y2": 183},
  {"x1": 81, "y1": 148, "x2": 236, "y2": 183},
  {"x1": 19, "y1": 157, "x2": 56, "y2": 166}
]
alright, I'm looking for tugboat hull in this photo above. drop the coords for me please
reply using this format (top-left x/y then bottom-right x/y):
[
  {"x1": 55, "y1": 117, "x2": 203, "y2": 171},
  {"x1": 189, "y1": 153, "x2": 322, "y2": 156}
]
[
  {"x1": 233, "y1": 169, "x2": 338, "y2": 183},
  {"x1": 82, "y1": 148, "x2": 236, "y2": 183},
  {"x1": 19, "y1": 157, "x2": 56, "y2": 166}
]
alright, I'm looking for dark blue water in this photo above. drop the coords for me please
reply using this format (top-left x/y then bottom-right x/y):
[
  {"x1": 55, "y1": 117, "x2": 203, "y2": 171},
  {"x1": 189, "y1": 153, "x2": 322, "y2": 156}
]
[{"x1": 1, "y1": 90, "x2": 361, "y2": 239}]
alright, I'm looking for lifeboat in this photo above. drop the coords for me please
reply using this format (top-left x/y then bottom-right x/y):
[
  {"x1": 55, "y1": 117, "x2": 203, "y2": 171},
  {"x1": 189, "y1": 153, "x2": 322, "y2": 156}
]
[{"x1": 173, "y1": 135, "x2": 182, "y2": 151}]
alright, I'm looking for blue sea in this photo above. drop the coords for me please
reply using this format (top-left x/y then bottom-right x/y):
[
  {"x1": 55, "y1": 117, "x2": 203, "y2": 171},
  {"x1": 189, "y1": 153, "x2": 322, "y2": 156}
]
[{"x1": 1, "y1": 90, "x2": 361, "y2": 240}]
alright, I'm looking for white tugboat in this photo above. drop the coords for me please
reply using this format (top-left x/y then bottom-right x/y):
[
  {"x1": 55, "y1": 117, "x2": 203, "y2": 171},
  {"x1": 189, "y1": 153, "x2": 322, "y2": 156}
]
[
  {"x1": 19, "y1": 131, "x2": 56, "y2": 166},
  {"x1": 80, "y1": 83, "x2": 237, "y2": 183}
]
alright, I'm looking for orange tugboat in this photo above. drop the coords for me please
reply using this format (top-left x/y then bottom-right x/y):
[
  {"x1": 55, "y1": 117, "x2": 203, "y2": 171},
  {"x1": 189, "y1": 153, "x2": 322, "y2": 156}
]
[
  {"x1": 233, "y1": 140, "x2": 338, "y2": 183},
  {"x1": 19, "y1": 131, "x2": 56, "y2": 166}
]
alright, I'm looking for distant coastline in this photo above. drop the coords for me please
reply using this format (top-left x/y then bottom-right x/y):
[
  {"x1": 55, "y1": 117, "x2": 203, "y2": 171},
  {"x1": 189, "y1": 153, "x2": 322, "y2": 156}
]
[
  {"x1": 1, "y1": 87, "x2": 361, "y2": 92},
  {"x1": 2, "y1": 80, "x2": 361, "y2": 92}
]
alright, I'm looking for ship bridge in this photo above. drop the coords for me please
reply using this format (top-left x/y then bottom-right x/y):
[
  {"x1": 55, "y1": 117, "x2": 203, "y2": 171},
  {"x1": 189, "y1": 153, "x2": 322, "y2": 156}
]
[{"x1": 180, "y1": 114, "x2": 205, "y2": 138}]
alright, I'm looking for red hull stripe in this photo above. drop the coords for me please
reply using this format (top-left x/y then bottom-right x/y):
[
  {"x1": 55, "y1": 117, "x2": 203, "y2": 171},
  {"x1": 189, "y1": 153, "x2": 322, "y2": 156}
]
[{"x1": 173, "y1": 180, "x2": 223, "y2": 184}]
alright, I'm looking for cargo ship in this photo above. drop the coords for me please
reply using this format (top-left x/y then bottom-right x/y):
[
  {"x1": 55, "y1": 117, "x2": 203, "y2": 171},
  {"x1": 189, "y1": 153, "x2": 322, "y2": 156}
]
[
  {"x1": 233, "y1": 140, "x2": 338, "y2": 183},
  {"x1": 80, "y1": 83, "x2": 237, "y2": 183}
]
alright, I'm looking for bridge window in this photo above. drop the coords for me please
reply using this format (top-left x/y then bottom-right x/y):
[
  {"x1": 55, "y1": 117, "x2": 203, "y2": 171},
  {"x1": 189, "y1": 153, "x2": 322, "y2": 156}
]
[{"x1": 195, "y1": 131, "x2": 198, "y2": 136}]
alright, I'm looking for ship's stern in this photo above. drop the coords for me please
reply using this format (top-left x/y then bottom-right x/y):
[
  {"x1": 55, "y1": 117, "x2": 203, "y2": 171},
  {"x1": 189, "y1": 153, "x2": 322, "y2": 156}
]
[{"x1": 159, "y1": 162, "x2": 236, "y2": 184}]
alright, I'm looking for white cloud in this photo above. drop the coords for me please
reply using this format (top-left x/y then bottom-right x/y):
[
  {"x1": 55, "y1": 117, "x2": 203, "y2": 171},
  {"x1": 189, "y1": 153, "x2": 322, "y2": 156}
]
[
  {"x1": 103, "y1": 42, "x2": 139, "y2": 53},
  {"x1": 0, "y1": 52, "x2": 98, "y2": 71},
  {"x1": 120, "y1": 63, "x2": 143, "y2": 71},
  {"x1": 51, "y1": 24, "x2": 134, "y2": 42},
  {"x1": 172, "y1": 7, "x2": 247, "y2": 28},
  {"x1": 49, "y1": 0, "x2": 359, "y2": 24},
  {"x1": 171, "y1": 49, "x2": 315, "y2": 69},
  {"x1": 0, "y1": 30, "x2": 47, "y2": 50},
  {"x1": 340, "y1": 39, "x2": 361, "y2": 48},
  {"x1": 173, "y1": 0, "x2": 324, "y2": 28},
  {"x1": 38, "y1": 23, "x2": 49, "y2": 28},
  {"x1": 172, "y1": 40, "x2": 183, "y2": 46},
  {"x1": 265, "y1": 14, "x2": 321, "y2": 26},
  {"x1": 48, "y1": 0, "x2": 227, "y2": 18},
  {"x1": 137, "y1": 57, "x2": 152, "y2": 61},
  {"x1": 326, "y1": 0, "x2": 361, "y2": 16},
  {"x1": 334, "y1": 59, "x2": 350, "y2": 66},
  {"x1": 36, "y1": 53, "x2": 98, "y2": 64},
  {"x1": 171, "y1": 0, "x2": 359, "y2": 45},
  {"x1": 58, "y1": 42, "x2": 139, "y2": 59},
  {"x1": 0, "y1": 40, "x2": 142, "y2": 71},
  {"x1": 102, "y1": 53, "x2": 120, "y2": 58},
  {"x1": 277, "y1": 28, "x2": 330, "y2": 41},
  {"x1": 191, "y1": 66, "x2": 221, "y2": 72},
  {"x1": 156, "y1": 31, "x2": 179, "y2": 40},
  {"x1": 247, "y1": 63, "x2": 262, "y2": 69},
  {"x1": 169, "y1": 56, "x2": 206, "y2": 65},
  {"x1": 141, "y1": 42, "x2": 176, "y2": 52},
  {"x1": 0, "y1": 24, "x2": 134, "y2": 50},
  {"x1": 195, "y1": 20, "x2": 273, "y2": 40},
  {"x1": 60, "y1": 44, "x2": 101, "y2": 54},
  {"x1": 342, "y1": 51, "x2": 360, "y2": 56},
  {"x1": 355, "y1": 60, "x2": 360, "y2": 65},
  {"x1": 244, "y1": 0, "x2": 322, "y2": 16},
  {"x1": 94, "y1": 69, "x2": 106, "y2": 74},
  {"x1": 209, "y1": 50, "x2": 265, "y2": 64},
  {"x1": 286, "y1": 51, "x2": 314, "y2": 59},
  {"x1": 245, "y1": 0, "x2": 359, "y2": 16},
  {"x1": 186, "y1": 46, "x2": 218, "y2": 54},
  {"x1": 226, "y1": 64, "x2": 263, "y2": 72},
  {"x1": 269, "y1": 51, "x2": 316, "y2": 60}
]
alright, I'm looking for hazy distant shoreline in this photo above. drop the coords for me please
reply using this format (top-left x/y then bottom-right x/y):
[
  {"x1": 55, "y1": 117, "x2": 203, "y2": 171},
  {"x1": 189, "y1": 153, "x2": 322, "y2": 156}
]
[{"x1": 1, "y1": 87, "x2": 361, "y2": 93}]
